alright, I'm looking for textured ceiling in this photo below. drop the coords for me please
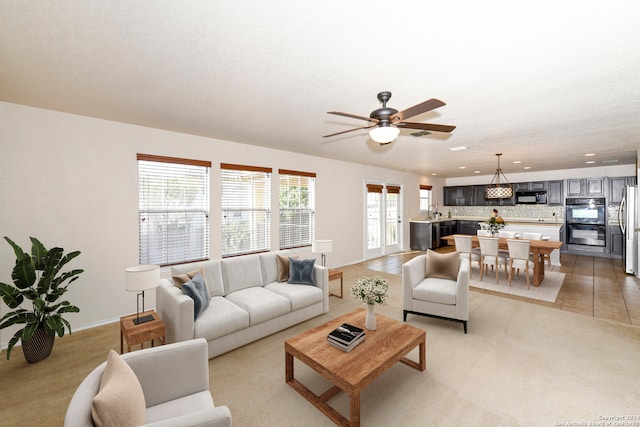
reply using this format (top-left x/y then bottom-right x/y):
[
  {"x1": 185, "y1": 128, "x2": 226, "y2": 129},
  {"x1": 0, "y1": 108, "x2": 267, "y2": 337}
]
[{"x1": 1, "y1": 1, "x2": 639, "y2": 177}]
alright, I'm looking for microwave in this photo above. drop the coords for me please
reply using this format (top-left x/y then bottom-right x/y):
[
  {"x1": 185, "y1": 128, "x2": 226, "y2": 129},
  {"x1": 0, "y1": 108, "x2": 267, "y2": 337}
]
[{"x1": 516, "y1": 191, "x2": 547, "y2": 204}]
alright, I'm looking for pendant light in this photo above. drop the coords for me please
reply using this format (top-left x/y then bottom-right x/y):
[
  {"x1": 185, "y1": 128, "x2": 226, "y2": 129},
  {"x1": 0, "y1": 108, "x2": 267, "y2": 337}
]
[{"x1": 486, "y1": 153, "x2": 513, "y2": 199}]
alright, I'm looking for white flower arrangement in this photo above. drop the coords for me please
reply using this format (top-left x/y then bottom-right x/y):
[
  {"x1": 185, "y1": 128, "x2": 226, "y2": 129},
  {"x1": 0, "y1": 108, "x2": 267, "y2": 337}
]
[{"x1": 350, "y1": 276, "x2": 389, "y2": 306}]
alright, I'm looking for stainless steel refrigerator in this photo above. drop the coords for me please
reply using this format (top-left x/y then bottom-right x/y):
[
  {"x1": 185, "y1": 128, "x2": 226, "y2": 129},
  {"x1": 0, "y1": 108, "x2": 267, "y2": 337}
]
[{"x1": 619, "y1": 185, "x2": 638, "y2": 275}]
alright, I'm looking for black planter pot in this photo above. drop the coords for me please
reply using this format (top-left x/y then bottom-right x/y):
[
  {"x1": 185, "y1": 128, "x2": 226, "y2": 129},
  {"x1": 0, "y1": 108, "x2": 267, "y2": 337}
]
[{"x1": 21, "y1": 327, "x2": 55, "y2": 363}]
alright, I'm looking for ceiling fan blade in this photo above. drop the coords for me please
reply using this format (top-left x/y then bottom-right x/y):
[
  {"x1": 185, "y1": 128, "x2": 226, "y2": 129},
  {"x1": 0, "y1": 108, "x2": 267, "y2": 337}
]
[
  {"x1": 391, "y1": 98, "x2": 446, "y2": 121},
  {"x1": 328, "y1": 111, "x2": 379, "y2": 123},
  {"x1": 323, "y1": 125, "x2": 376, "y2": 138},
  {"x1": 396, "y1": 122, "x2": 456, "y2": 133}
]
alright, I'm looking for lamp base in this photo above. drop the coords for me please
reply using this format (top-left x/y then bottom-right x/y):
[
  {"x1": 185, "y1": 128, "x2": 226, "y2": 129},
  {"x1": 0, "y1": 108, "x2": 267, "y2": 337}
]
[{"x1": 133, "y1": 314, "x2": 154, "y2": 325}]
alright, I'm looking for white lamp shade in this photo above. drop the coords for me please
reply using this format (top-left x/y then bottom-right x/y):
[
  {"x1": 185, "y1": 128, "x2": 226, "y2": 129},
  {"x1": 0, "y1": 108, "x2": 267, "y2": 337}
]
[
  {"x1": 312, "y1": 240, "x2": 332, "y2": 254},
  {"x1": 486, "y1": 186, "x2": 513, "y2": 199},
  {"x1": 125, "y1": 265, "x2": 160, "y2": 292},
  {"x1": 369, "y1": 126, "x2": 400, "y2": 144}
]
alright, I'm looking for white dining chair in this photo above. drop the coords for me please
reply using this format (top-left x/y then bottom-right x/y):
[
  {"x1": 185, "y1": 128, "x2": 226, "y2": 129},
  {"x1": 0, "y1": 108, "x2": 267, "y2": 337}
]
[
  {"x1": 454, "y1": 234, "x2": 481, "y2": 279},
  {"x1": 478, "y1": 236, "x2": 508, "y2": 284},
  {"x1": 498, "y1": 231, "x2": 517, "y2": 238},
  {"x1": 477, "y1": 229, "x2": 492, "y2": 237},
  {"x1": 522, "y1": 232, "x2": 551, "y2": 267},
  {"x1": 507, "y1": 239, "x2": 531, "y2": 289}
]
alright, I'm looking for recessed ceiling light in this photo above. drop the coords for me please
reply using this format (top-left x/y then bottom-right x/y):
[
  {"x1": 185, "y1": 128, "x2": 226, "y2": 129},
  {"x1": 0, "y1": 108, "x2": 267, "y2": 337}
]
[
  {"x1": 513, "y1": 160, "x2": 522, "y2": 164},
  {"x1": 523, "y1": 166, "x2": 531, "y2": 170},
  {"x1": 474, "y1": 170, "x2": 481, "y2": 174},
  {"x1": 586, "y1": 161, "x2": 596, "y2": 164},
  {"x1": 602, "y1": 159, "x2": 619, "y2": 164},
  {"x1": 448, "y1": 146, "x2": 468, "y2": 152},
  {"x1": 431, "y1": 173, "x2": 437, "y2": 176},
  {"x1": 585, "y1": 153, "x2": 596, "y2": 157},
  {"x1": 459, "y1": 166, "x2": 466, "y2": 169}
]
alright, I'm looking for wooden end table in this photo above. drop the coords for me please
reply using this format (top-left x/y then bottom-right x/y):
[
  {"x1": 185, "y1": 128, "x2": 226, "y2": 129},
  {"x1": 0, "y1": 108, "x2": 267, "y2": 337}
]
[
  {"x1": 120, "y1": 309, "x2": 166, "y2": 354},
  {"x1": 285, "y1": 308, "x2": 426, "y2": 426},
  {"x1": 328, "y1": 269, "x2": 343, "y2": 298}
]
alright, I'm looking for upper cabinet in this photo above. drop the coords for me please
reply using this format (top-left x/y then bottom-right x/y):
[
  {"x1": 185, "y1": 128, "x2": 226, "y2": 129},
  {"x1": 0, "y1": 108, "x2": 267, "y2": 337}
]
[
  {"x1": 547, "y1": 180, "x2": 563, "y2": 205},
  {"x1": 566, "y1": 177, "x2": 605, "y2": 198},
  {"x1": 443, "y1": 186, "x2": 474, "y2": 206},
  {"x1": 514, "y1": 181, "x2": 547, "y2": 192},
  {"x1": 609, "y1": 176, "x2": 637, "y2": 205}
]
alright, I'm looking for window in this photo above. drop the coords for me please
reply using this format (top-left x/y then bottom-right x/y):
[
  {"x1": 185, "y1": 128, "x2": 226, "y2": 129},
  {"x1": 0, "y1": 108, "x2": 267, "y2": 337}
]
[
  {"x1": 419, "y1": 185, "x2": 432, "y2": 213},
  {"x1": 366, "y1": 184, "x2": 383, "y2": 250},
  {"x1": 279, "y1": 169, "x2": 316, "y2": 249},
  {"x1": 137, "y1": 154, "x2": 211, "y2": 266},
  {"x1": 221, "y1": 163, "x2": 271, "y2": 257}
]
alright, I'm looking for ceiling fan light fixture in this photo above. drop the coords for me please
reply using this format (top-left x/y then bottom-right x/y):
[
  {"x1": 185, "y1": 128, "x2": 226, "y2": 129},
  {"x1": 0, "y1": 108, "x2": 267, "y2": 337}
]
[
  {"x1": 486, "y1": 153, "x2": 513, "y2": 199},
  {"x1": 369, "y1": 126, "x2": 400, "y2": 144}
]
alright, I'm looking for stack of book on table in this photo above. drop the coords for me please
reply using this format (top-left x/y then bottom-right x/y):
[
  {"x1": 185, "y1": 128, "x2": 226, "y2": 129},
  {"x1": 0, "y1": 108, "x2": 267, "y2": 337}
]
[{"x1": 327, "y1": 323, "x2": 365, "y2": 352}]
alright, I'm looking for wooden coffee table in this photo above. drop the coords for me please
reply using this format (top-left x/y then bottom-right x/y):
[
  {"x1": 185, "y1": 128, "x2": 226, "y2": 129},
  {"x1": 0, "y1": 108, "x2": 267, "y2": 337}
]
[{"x1": 285, "y1": 308, "x2": 426, "y2": 426}]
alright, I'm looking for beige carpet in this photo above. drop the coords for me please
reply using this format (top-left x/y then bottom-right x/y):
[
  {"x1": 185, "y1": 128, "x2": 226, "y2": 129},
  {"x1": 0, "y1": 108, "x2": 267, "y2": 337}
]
[
  {"x1": 1, "y1": 268, "x2": 639, "y2": 426},
  {"x1": 469, "y1": 266, "x2": 564, "y2": 303}
]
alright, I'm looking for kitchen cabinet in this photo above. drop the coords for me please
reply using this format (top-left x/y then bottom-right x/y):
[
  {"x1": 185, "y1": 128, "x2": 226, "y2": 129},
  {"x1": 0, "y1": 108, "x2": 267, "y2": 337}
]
[
  {"x1": 457, "y1": 220, "x2": 481, "y2": 235},
  {"x1": 443, "y1": 186, "x2": 473, "y2": 206},
  {"x1": 547, "y1": 180, "x2": 563, "y2": 205},
  {"x1": 514, "y1": 181, "x2": 547, "y2": 191},
  {"x1": 609, "y1": 227, "x2": 623, "y2": 256},
  {"x1": 609, "y1": 176, "x2": 636, "y2": 205},
  {"x1": 566, "y1": 177, "x2": 606, "y2": 198},
  {"x1": 439, "y1": 221, "x2": 457, "y2": 246}
]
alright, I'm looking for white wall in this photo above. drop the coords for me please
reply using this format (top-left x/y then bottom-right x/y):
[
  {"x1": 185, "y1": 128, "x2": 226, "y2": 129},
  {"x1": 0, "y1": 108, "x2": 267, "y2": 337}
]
[{"x1": 0, "y1": 102, "x2": 438, "y2": 346}]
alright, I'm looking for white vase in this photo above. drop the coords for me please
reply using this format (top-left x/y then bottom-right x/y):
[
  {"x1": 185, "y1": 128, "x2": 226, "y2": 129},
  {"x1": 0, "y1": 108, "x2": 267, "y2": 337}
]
[{"x1": 365, "y1": 303, "x2": 376, "y2": 330}]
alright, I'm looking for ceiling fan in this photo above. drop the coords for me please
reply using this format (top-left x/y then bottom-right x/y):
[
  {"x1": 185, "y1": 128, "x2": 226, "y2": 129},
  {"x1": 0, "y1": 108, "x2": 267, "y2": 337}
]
[{"x1": 323, "y1": 91, "x2": 455, "y2": 144}]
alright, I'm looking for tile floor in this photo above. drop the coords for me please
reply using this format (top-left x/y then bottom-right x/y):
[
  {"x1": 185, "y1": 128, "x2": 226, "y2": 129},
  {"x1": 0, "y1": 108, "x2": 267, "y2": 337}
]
[{"x1": 353, "y1": 248, "x2": 640, "y2": 326}]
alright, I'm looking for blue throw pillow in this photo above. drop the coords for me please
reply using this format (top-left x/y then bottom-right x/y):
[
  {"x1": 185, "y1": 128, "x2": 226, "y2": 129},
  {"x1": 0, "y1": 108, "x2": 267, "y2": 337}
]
[
  {"x1": 182, "y1": 272, "x2": 210, "y2": 320},
  {"x1": 288, "y1": 258, "x2": 316, "y2": 286}
]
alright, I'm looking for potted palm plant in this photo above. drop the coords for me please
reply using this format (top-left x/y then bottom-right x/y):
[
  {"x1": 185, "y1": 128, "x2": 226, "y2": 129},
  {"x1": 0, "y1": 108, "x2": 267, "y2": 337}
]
[{"x1": 0, "y1": 236, "x2": 83, "y2": 362}]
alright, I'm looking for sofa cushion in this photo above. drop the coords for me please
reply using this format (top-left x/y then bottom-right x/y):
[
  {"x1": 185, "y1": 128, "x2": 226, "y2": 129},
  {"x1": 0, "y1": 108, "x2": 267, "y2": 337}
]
[
  {"x1": 182, "y1": 273, "x2": 210, "y2": 321},
  {"x1": 225, "y1": 287, "x2": 291, "y2": 325},
  {"x1": 145, "y1": 391, "x2": 215, "y2": 424},
  {"x1": 259, "y1": 250, "x2": 290, "y2": 284},
  {"x1": 425, "y1": 250, "x2": 460, "y2": 281},
  {"x1": 222, "y1": 255, "x2": 264, "y2": 294},
  {"x1": 194, "y1": 297, "x2": 250, "y2": 341},
  {"x1": 413, "y1": 277, "x2": 457, "y2": 305},
  {"x1": 172, "y1": 268, "x2": 206, "y2": 291},
  {"x1": 91, "y1": 350, "x2": 146, "y2": 427},
  {"x1": 172, "y1": 260, "x2": 225, "y2": 297},
  {"x1": 265, "y1": 282, "x2": 323, "y2": 311},
  {"x1": 288, "y1": 258, "x2": 316, "y2": 286}
]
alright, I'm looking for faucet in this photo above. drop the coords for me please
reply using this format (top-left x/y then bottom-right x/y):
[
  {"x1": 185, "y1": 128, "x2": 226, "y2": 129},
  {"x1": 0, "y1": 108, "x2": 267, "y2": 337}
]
[{"x1": 427, "y1": 205, "x2": 438, "y2": 219}]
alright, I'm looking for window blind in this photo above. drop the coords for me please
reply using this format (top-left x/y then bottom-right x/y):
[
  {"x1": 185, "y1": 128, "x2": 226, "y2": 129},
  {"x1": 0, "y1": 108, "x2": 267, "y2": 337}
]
[
  {"x1": 279, "y1": 169, "x2": 316, "y2": 249},
  {"x1": 221, "y1": 163, "x2": 272, "y2": 257},
  {"x1": 137, "y1": 154, "x2": 211, "y2": 266}
]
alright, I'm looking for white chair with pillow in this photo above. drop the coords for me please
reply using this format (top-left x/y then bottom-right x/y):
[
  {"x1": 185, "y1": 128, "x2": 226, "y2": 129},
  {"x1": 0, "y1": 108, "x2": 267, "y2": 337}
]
[
  {"x1": 453, "y1": 234, "x2": 480, "y2": 279},
  {"x1": 64, "y1": 338, "x2": 232, "y2": 427},
  {"x1": 478, "y1": 236, "x2": 508, "y2": 284},
  {"x1": 507, "y1": 238, "x2": 531, "y2": 289},
  {"x1": 402, "y1": 250, "x2": 470, "y2": 333}
]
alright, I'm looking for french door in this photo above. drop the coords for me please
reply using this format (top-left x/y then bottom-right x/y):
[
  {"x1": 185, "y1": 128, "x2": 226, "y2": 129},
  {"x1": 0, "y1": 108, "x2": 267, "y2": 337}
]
[{"x1": 365, "y1": 182, "x2": 402, "y2": 260}]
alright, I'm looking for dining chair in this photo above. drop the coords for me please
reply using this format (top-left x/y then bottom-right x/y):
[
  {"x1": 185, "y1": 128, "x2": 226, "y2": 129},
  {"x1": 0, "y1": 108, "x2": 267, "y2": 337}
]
[
  {"x1": 454, "y1": 234, "x2": 481, "y2": 279},
  {"x1": 478, "y1": 236, "x2": 508, "y2": 284},
  {"x1": 521, "y1": 232, "x2": 551, "y2": 267},
  {"x1": 498, "y1": 231, "x2": 517, "y2": 238},
  {"x1": 477, "y1": 229, "x2": 492, "y2": 237},
  {"x1": 507, "y1": 239, "x2": 531, "y2": 289}
]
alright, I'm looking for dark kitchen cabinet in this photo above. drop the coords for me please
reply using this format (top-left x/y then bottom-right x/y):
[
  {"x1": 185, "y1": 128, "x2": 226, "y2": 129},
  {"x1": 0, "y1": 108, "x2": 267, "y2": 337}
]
[
  {"x1": 566, "y1": 177, "x2": 605, "y2": 197},
  {"x1": 547, "y1": 180, "x2": 563, "y2": 205},
  {"x1": 457, "y1": 220, "x2": 481, "y2": 235},
  {"x1": 609, "y1": 227, "x2": 623, "y2": 256},
  {"x1": 609, "y1": 176, "x2": 636, "y2": 205},
  {"x1": 513, "y1": 181, "x2": 547, "y2": 192},
  {"x1": 439, "y1": 220, "x2": 457, "y2": 246},
  {"x1": 443, "y1": 186, "x2": 473, "y2": 206}
]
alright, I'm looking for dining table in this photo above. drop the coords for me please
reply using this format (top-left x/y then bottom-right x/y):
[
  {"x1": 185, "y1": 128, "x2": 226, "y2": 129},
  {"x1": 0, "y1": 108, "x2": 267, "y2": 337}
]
[{"x1": 442, "y1": 235, "x2": 563, "y2": 287}]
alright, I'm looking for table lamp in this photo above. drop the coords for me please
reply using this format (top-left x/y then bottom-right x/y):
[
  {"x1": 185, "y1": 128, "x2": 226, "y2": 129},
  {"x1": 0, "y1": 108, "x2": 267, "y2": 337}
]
[
  {"x1": 125, "y1": 264, "x2": 160, "y2": 325},
  {"x1": 312, "y1": 239, "x2": 332, "y2": 267}
]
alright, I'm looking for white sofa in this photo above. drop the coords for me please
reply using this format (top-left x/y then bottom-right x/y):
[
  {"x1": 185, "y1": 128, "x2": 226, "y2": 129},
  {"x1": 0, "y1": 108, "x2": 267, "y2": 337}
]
[
  {"x1": 64, "y1": 338, "x2": 232, "y2": 427},
  {"x1": 157, "y1": 250, "x2": 329, "y2": 358}
]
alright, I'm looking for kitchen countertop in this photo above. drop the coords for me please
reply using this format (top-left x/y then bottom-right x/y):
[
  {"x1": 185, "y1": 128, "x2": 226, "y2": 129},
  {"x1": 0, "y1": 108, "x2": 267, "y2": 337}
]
[{"x1": 410, "y1": 216, "x2": 564, "y2": 226}]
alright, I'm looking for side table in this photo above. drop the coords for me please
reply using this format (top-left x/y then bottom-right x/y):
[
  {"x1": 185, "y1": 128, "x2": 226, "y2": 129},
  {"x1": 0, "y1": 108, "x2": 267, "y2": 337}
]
[
  {"x1": 328, "y1": 269, "x2": 343, "y2": 298},
  {"x1": 120, "y1": 309, "x2": 166, "y2": 354}
]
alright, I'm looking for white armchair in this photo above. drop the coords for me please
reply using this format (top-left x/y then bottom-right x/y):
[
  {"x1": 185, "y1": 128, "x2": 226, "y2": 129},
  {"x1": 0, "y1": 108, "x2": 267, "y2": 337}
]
[
  {"x1": 402, "y1": 251, "x2": 470, "y2": 333},
  {"x1": 64, "y1": 338, "x2": 232, "y2": 427}
]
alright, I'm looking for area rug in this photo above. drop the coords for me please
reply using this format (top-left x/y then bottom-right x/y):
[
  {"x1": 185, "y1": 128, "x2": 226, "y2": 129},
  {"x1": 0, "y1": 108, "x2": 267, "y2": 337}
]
[{"x1": 469, "y1": 265, "x2": 565, "y2": 303}]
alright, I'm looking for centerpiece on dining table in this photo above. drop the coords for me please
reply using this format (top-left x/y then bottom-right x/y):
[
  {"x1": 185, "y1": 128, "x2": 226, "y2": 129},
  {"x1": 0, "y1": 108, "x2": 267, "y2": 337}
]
[
  {"x1": 351, "y1": 276, "x2": 389, "y2": 330},
  {"x1": 484, "y1": 209, "x2": 506, "y2": 236}
]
